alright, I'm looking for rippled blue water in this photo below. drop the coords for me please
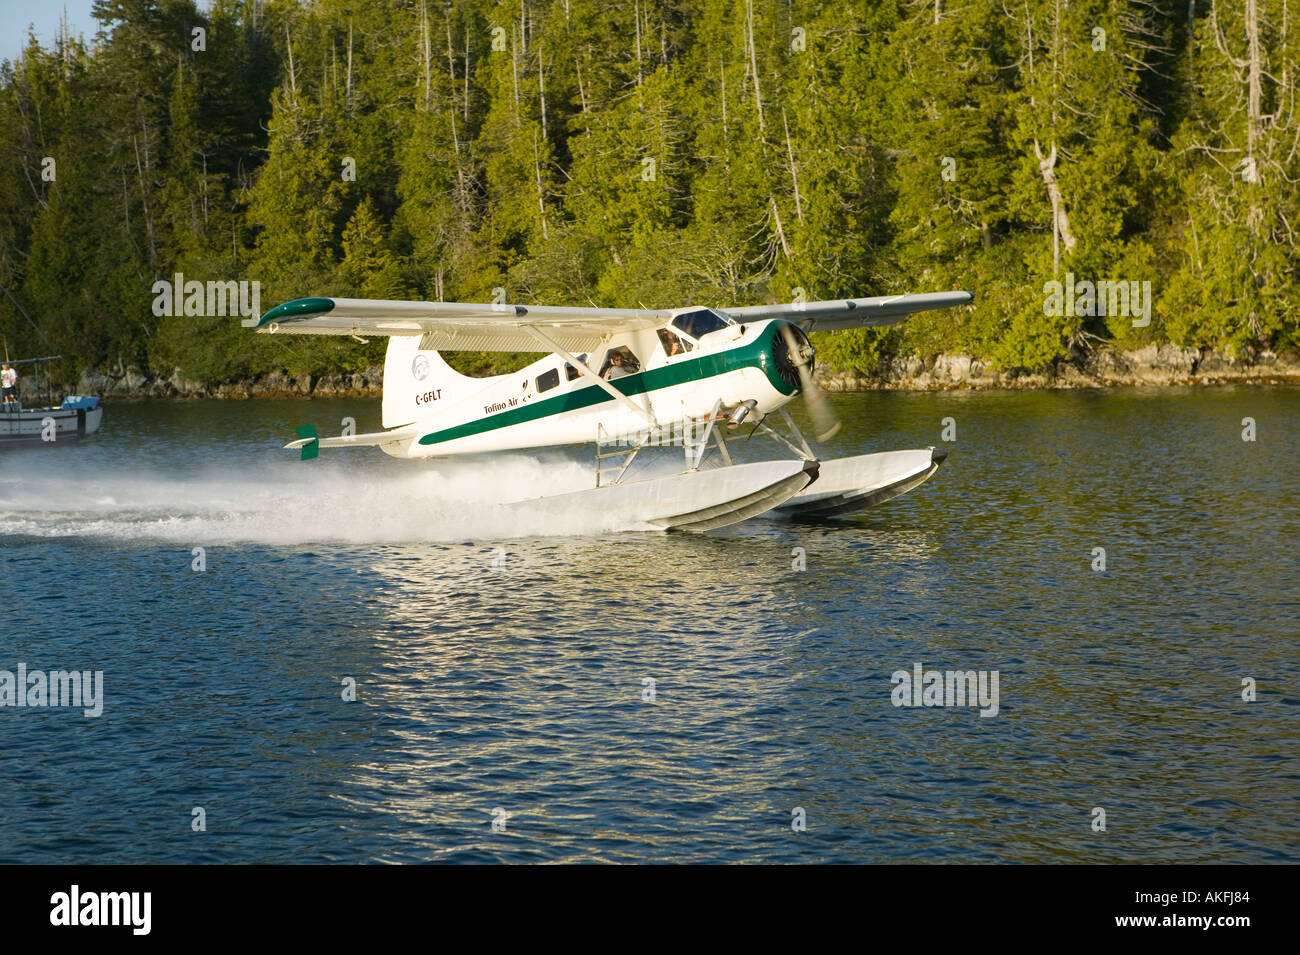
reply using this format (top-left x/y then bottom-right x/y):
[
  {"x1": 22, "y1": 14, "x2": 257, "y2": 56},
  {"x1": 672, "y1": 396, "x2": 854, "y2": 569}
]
[{"x1": 1, "y1": 387, "x2": 1296, "y2": 862}]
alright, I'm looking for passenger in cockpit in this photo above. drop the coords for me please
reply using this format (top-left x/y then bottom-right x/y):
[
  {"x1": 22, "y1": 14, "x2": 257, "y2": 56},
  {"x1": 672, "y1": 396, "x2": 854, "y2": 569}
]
[{"x1": 657, "y1": 328, "x2": 689, "y2": 357}]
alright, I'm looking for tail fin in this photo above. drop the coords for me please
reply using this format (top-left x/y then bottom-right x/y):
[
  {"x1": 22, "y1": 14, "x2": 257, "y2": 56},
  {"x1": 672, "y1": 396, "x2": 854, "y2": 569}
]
[
  {"x1": 293, "y1": 424, "x2": 319, "y2": 460},
  {"x1": 382, "y1": 336, "x2": 482, "y2": 428}
]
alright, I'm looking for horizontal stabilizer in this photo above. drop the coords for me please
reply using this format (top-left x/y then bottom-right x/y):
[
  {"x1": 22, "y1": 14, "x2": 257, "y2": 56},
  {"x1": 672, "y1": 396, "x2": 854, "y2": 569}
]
[{"x1": 285, "y1": 423, "x2": 421, "y2": 458}]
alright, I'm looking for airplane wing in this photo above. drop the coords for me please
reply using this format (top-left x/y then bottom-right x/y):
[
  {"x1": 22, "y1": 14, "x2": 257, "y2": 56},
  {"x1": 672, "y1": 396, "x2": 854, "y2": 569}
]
[
  {"x1": 244, "y1": 290, "x2": 973, "y2": 351},
  {"x1": 723, "y1": 291, "x2": 973, "y2": 332},
  {"x1": 243, "y1": 296, "x2": 673, "y2": 353}
]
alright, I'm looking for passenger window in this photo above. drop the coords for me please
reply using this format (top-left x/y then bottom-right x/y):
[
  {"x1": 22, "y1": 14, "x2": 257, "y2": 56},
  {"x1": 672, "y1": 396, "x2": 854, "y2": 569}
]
[
  {"x1": 565, "y1": 355, "x2": 588, "y2": 381},
  {"x1": 537, "y1": 368, "x2": 560, "y2": 392}
]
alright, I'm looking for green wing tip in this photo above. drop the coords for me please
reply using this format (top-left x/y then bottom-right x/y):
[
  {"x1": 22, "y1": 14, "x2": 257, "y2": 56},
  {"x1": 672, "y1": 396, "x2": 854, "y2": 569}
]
[{"x1": 255, "y1": 297, "x2": 336, "y2": 328}]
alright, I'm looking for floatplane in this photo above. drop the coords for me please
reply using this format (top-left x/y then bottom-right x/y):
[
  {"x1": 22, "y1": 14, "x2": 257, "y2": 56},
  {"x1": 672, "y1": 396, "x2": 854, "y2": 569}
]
[{"x1": 242, "y1": 291, "x2": 971, "y2": 531}]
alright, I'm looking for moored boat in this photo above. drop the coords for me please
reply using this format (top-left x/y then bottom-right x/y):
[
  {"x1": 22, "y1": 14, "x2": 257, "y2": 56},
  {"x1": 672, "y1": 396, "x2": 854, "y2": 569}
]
[
  {"x1": 0, "y1": 395, "x2": 103, "y2": 446},
  {"x1": 0, "y1": 356, "x2": 103, "y2": 446}
]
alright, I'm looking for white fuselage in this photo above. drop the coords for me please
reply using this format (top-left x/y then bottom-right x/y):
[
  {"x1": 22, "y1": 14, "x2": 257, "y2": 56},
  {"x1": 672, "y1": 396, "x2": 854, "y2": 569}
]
[{"x1": 377, "y1": 313, "x2": 803, "y2": 458}]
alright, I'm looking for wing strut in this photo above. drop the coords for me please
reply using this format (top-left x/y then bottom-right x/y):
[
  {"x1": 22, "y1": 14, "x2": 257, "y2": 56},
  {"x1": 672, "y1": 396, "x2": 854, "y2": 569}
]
[{"x1": 521, "y1": 325, "x2": 656, "y2": 427}]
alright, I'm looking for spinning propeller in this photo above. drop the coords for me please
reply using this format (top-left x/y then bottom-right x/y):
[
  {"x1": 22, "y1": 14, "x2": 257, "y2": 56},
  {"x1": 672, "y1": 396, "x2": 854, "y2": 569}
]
[{"x1": 778, "y1": 323, "x2": 841, "y2": 443}]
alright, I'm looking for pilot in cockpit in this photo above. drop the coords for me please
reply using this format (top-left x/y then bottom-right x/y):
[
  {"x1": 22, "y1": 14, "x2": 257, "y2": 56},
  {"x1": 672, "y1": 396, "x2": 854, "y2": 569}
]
[
  {"x1": 600, "y1": 346, "x2": 640, "y2": 379},
  {"x1": 604, "y1": 352, "x2": 631, "y2": 379}
]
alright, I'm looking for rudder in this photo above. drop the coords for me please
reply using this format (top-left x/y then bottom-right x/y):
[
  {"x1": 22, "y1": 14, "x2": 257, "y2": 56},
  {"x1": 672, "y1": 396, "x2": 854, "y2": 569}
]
[{"x1": 382, "y1": 336, "x2": 482, "y2": 428}]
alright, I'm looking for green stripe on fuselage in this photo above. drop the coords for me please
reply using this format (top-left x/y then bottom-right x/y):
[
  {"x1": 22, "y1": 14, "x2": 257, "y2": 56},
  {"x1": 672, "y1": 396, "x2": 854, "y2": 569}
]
[{"x1": 418, "y1": 324, "x2": 792, "y2": 446}]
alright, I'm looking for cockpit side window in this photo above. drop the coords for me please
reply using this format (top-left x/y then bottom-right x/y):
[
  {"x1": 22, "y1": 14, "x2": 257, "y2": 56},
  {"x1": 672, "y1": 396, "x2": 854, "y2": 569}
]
[
  {"x1": 657, "y1": 328, "x2": 692, "y2": 356},
  {"x1": 671, "y1": 309, "x2": 730, "y2": 341},
  {"x1": 598, "y1": 346, "x2": 641, "y2": 379}
]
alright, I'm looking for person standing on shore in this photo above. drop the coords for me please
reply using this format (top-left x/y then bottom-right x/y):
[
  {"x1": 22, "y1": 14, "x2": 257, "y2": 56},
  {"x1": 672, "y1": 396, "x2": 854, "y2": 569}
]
[{"x1": 1, "y1": 362, "x2": 18, "y2": 411}]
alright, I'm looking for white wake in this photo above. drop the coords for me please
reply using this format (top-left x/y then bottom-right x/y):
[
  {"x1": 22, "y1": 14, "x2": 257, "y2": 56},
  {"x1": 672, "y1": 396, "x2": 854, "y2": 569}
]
[{"x1": 0, "y1": 451, "x2": 637, "y2": 544}]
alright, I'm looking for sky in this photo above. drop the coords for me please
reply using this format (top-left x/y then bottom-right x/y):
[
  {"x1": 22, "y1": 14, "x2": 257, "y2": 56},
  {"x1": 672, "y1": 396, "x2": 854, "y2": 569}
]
[{"x1": 1, "y1": 0, "x2": 102, "y2": 65}]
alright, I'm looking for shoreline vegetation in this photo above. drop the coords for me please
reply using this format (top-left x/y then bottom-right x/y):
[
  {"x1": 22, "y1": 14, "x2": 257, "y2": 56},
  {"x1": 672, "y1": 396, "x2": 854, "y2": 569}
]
[
  {"x1": 2, "y1": 3, "x2": 1297, "y2": 389},
  {"x1": 17, "y1": 344, "x2": 1296, "y2": 401}
]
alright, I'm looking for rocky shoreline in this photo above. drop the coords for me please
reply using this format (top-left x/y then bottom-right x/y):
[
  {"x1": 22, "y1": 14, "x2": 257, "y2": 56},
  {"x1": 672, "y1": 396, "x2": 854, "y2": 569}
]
[
  {"x1": 26, "y1": 343, "x2": 1300, "y2": 400},
  {"x1": 822, "y1": 344, "x2": 1300, "y2": 391},
  {"x1": 71, "y1": 367, "x2": 384, "y2": 399}
]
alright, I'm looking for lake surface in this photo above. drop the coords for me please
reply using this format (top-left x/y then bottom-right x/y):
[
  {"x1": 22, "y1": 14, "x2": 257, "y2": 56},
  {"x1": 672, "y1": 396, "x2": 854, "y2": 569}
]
[{"x1": 1, "y1": 387, "x2": 1296, "y2": 863}]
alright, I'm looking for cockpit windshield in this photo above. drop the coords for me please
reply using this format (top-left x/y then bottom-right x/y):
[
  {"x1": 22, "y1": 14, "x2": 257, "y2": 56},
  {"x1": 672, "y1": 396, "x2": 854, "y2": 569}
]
[{"x1": 671, "y1": 309, "x2": 731, "y2": 341}]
